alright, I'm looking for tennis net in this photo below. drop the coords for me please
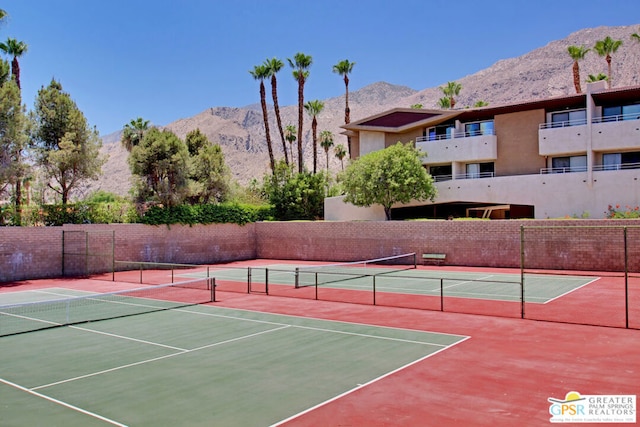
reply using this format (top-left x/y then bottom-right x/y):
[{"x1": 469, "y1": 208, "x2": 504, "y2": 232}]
[
  {"x1": 295, "y1": 253, "x2": 417, "y2": 288},
  {"x1": 0, "y1": 278, "x2": 214, "y2": 337}
]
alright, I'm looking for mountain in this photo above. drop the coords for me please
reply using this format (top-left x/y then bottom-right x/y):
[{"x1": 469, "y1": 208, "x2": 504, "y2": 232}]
[{"x1": 88, "y1": 25, "x2": 640, "y2": 197}]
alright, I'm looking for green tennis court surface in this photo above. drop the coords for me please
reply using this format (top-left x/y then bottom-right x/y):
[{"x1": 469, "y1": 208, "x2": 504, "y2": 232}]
[
  {"x1": 0, "y1": 288, "x2": 467, "y2": 426},
  {"x1": 184, "y1": 264, "x2": 598, "y2": 303}
]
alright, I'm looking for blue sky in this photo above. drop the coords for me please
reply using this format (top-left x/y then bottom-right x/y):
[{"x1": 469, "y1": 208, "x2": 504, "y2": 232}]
[{"x1": 2, "y1": 0, "x2": 639, "y2": 136}]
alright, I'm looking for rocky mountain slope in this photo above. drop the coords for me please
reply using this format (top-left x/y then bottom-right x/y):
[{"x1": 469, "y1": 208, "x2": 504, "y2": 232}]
[{"x1": 90, "y1": 24, "x2": 640, "y2": 197}]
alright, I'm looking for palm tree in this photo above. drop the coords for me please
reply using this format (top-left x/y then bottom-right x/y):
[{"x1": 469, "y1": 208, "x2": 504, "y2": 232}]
[
  {"x1": 474, "y1": 100, "x2": 489, "y2": 107},
  {"x1": 437, "y1": 97, "x2": 451, "y2": 109},
  {"x1": 250, "y1": 64, "x2": 276, "y2": 173},
  {"x1": 440, "y1": 81, "x2": 461, "y2": 109},
  {"x1": 288, "y1": 52, "x2": 312, "y2": 173},
  {"x1": 334, "y1": 144, "x2": 347, "y2": 171},
  {"x1": 0, "y1": 38, "x2": 28, "y2": 90},
  {"x1": 632, "y1": 28, "x2": 640, "y2": 43},
  {"x1": 320, "y1": 130, "x2": 334, "y2": 171},
  {"x1": 284, "y1": 124, "x2": 296, "y2": 165},
  {"x1": 594, "y1": 36, "x2": 623, "y2": 89},
  {"x1": 567, "y1": 45, "x2": 590, "y2": 93},
  {"x1": 264, "y1": 57, "x2": 288, "y2": 166},
  {"x1": 121, "y1": 117, "x2": 150, "y2": 152},
  {"x1": 304, "y1": 99, "x2": 324, "y2": 174},
  {"x1": 332, "y1": 59, "x2": 355, "y2": 157},
  {"x1": 0, "y1": 9, "x2": 7, "y2": 24},
  {"x1": 586, "y1": 73, "x2": 608, "y2": 83}
]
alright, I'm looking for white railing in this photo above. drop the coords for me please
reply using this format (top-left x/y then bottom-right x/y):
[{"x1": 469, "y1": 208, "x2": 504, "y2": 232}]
[
  {"x1": 455, "y1": 172, "x2": 495, "y2": 180},
  {"x1": 416, "y1": 128, "x2": 495, "y2": 143},
  {"x1": 592, "y1": 112, "x2": 640, "y2": 124},
  {"x1": 593, "y1": 162, "x2": 640, "y2": 171},
  {"x1": 540, "y1": 166, "x2": 587, "y2": 174},
  {"x1": 432, "y1": 174, "x2": 453, "y2": 182},
  {"x1": 539, "y1": 118, "x2": 587, "y2": 130}
]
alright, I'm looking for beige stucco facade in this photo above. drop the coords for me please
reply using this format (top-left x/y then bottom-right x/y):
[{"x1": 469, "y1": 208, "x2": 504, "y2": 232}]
[{"x1": 328, "y1": 81, "x2": 640, "y2": 220}]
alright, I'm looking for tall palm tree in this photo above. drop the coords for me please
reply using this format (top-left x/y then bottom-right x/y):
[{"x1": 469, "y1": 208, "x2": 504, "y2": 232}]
[
  {"x1": 287, "y1": 52, "x2": 312, "y2": 173},
  {"x1": 332, "y1": 59, "x2": 355, "y2": 157},
  {"x1": 0, "y1": 9, "x2": 7, "y2": 24},
  {"x1": 319, "y1": 130, "x2": 334, "y2": 172},
  {"x1": 304, "y1": 99, "x2": 324, "y2": 174},
  {"x1": 440, "y1": 81, "x2": 461, "y2": 109},
  {"x1": 334, "y1": 144, "x2": 347, "y2": 171},
  {"x1": 567, "y1": 45, "x2": 590, "y2": 93},
  {"x1": 264, "y1": 57, "x2": 288, "y2": 166},
  {"x1": 284, "y1": 124, "x2": 296, "y2": 166},
  {"x1": 594, "y1": 36, "x2": 623, "y2": 89},
  {"x1": 249, "y1": 64, "x2": 276, "y2": 173},
  {"x1": 121, "y1": 117, "x2": 150, "y2": 152},
  {"x1": 0, "y1": 38, "x2": 28, "y2": 90}
]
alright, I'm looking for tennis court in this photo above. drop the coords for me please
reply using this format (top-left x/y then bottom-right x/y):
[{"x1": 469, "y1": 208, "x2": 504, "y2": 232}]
[{"x1": 0, "y1": 286, "x2": 467, "y2": 426}]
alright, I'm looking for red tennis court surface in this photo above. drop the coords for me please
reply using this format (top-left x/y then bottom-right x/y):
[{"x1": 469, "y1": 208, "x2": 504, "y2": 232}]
[{"x1": 2, "y1": 265, "x2": 638, "y2": 426}]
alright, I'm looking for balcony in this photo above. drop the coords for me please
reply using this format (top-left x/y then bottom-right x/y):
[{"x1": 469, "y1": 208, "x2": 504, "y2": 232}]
[
  {"x1": 416, "y1": 129, "x2": 497, "y2": 164},
  {"x1": 538, "y1": 118, "x2": 587, "y2": 156},
  {"x1": 592, "y1": 113, "x2": 640, "y2": 151}
]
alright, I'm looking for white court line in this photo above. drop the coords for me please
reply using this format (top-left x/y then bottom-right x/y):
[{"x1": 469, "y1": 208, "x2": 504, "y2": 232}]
[
  {"x1": 269, "y1": 335, "x2": 471, "y2": 427},
  {"x1": 32, "y1": 325, "x2": 290, "y2": 391},
  {"x1": 0, "y1": 377, "x2": 128, "y2": 427},
  {"x1": 541, "y1": 277, "x2": 601, "y2": 304}
]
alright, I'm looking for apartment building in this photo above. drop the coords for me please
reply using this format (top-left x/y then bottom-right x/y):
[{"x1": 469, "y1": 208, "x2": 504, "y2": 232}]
[{"x1": 325, "y1": 81, "x2": 640, "y2": 220}]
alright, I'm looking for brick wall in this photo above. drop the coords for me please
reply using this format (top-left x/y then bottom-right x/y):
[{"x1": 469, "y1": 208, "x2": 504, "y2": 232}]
[{"x1": 1, "y1": 220, "x2": 638, "y2": 282}]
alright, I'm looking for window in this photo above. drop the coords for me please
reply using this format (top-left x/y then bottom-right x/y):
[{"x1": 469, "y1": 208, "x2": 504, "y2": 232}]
[
  {"x1": 550, "y1": 110, "x2": 586, "y2": 127},
  {"x1": 552, "y1": 155, "x2": 587, "y2": 173},
  {"x1": 465, "y1": 162, "x2": 494, "y2": 178},
  {"x1": 429, "y1": 165, "x2": 452, "y2": 181},
  {"x1": 427, "y1": 124, "x2": 455, "y2": 141},
  {"x1": 603, "y1": 153, "x2": 621, "y2": 170},
  {"x1": 464, "y1": 120, "x2": 494, "y2": 136},
  {"x1": 602, "y1": 103, "x2": 640, "y2": 121}
]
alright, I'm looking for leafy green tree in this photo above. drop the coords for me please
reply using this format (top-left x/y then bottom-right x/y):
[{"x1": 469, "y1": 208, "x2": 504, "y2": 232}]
[
  {"x1": 0, "y1": 38, "x2": 27, "y2": 90},
  {"x1": 304, "y1": 99, "x2": 324, "y2": 174},
  {"x1": 594, "y1": 36, "x2": 623, "y2": 89},
  {"x1": 263, "y1": 160, "x2": 327, "y2": 220},
  {"x1": 319, "y1": 130, "x2": 334, "y2": 172},
  {"x1": 332, "y1": 59, "x2": 355, "y2": 157},
  {"x1": 250, "y1": 64, "x2": 275, "y2": 173},
  {"x1": 440, "y1": 81, "x2": 461, "y2": 109},
  {"x1": 632, "y1": 28, "x2": 640, "y2": 44},
  {"x1": 185, "y1": 129, "x2": 230, "y2": 204},
  {"x1": 128, "y1": 127, "x2": 190, "y2": 207},
  {"x1": 567, "y1": 45, "x2": 590, "y2": 93},
  {"x1": 288, "y1": 52, "x2": 312, "y2": 173},
  {"x1": 410, "y1": 103, "x2": 423, "y2": 109},
  {"x1": 334, "y1": 143, "x2": 347, "y2": 171},
  {"x1": 340, "y1": 142, "x2": 436, "y2": 220},
  {"x1": 473, "y1": 100, "x2": 489, "y2": 107},
  {"x1": 0, "y1": 79, "x2": 28, "y2": 222},
  {"x1": 0, "y1": 58, "x2": 9, "y2": 86},
  {"x1": 121, "y1": 117, "x2": 150, "y2": 152},
  {"x1": 31, "y1": 79, "x2": 105, "y2": 205},
  {"x1": 264, "y1": 57, "x2": 288, "y2": 165}
]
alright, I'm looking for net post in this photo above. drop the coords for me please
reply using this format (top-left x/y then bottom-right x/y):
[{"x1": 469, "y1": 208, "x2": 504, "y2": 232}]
[
  {"x1": 139, "y1": 262, "x2": 143, "y2": 284},
  {"x1": 413, "y1": 253, "x2": 417, "y2": 269},
  {"x1": 520, "y1": 225, "x2": 525, "y2": 319},
  {"x1": 440, "y1": 278, "x2": 444, "y2": 311},
  {"x1": 111, "y1": 231, "x2": 115, "y2": 281},
  {"x1": 624, "y1": 226, "x2": 629, "y2": 329},
  {"x1": 247, "y1": 267, "x2": 251, "y2": 294},
  {"x1": 373, "y1": 275, "x2": 376, "y2": 305},
  {"x1": 294, "y1": 267, "x2": 300, "y2": 288},
  {"x1": 265, "y1": 268, "x2": 269, "y2": 295},
  {"x1": 210, "y1": 277, "x2": 216, "y2": 302}
]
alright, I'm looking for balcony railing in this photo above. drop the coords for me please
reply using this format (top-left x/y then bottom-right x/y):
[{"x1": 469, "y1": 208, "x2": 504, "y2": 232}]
[
  {"x1": 416, "y1": 128, "x2": 495, "y2": 143},
  {"x1": 540, "y1": 166, "x2": 587, "y2": 174},
  {"x1": 539, "y1": 118, "x2": 587, "y2": 130},
  {"x1": 593, "y1": 162, "x2": 640, "y2": 171},
  {"x1": 432, "y1": 174, "x2": 453, "y2": 182},
  {"x1": 592, "y1": 112, "x2": 640, "y2": 123},
  {"x1": 455, "y1": 172, "x2": 495, "y2": 180}
]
